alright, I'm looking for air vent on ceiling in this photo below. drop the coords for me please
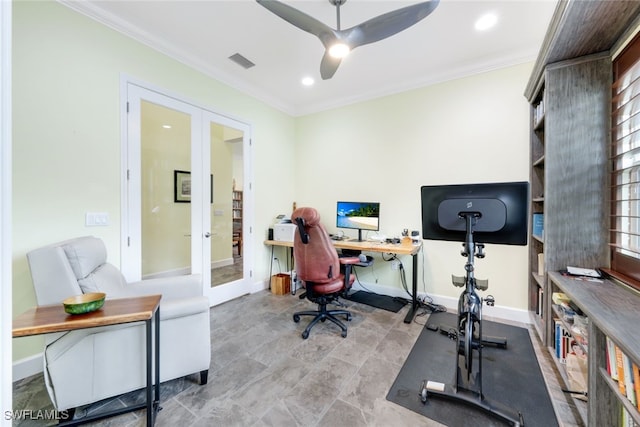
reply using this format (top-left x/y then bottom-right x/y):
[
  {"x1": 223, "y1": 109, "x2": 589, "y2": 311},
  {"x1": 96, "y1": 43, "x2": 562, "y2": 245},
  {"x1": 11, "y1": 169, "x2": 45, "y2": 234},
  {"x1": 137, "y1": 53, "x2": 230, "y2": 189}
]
[{"x1": 229, "y1": 53, "x2": 255, "y2": 70}]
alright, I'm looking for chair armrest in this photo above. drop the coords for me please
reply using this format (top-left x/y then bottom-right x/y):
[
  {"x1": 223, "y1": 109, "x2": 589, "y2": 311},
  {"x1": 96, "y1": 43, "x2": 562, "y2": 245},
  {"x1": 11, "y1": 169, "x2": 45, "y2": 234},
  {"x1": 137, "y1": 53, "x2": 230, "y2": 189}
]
[
  {"x1": 339, "y1": 257, "x2": 361, "y2": 265},
  {"x1": 123, "y1": 274, "x2": 203, "y2": 300}
]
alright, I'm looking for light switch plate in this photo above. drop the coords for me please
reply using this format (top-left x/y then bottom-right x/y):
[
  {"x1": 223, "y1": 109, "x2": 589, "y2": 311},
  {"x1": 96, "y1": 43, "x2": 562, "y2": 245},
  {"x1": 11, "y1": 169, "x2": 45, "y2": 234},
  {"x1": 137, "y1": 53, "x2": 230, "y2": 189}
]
[{"x1": 86, "y1": 212, "x2": 110, "y2": 226}]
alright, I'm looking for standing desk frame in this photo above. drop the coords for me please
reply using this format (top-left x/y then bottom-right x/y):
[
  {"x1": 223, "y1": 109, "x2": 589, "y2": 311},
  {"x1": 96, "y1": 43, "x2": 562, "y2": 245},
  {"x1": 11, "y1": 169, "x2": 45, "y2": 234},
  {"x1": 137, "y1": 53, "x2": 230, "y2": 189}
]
[{"x1": 265, "y1": 237, "x2": 422, "y2": 323}]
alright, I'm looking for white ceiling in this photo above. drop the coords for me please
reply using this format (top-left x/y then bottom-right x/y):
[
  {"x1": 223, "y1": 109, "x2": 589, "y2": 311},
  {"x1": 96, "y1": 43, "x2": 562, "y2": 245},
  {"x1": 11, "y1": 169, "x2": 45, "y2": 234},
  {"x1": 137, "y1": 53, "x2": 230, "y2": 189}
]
[{"x1": 62, "y1": 0, "x2": 558, "y2": 116}]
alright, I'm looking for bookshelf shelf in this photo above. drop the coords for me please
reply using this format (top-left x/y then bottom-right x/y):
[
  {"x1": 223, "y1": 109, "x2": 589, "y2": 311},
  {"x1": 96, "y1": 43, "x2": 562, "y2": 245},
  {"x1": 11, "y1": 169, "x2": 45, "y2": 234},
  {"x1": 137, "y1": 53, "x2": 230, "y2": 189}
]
[
  {"x1": 549, "y1": 271, "x2": 640, "y2": 425},
  {"x1": 599, "y1": 367, "x2": 640, "y2": 425}
]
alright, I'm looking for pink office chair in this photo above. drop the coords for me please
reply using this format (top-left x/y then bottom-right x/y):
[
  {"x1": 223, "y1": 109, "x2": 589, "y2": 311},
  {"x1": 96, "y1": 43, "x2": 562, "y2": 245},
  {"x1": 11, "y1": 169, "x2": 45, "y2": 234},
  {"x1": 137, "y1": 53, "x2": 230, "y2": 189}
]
[{"x1": 291, "y1": 207, "x2": 360, "y2": 339}]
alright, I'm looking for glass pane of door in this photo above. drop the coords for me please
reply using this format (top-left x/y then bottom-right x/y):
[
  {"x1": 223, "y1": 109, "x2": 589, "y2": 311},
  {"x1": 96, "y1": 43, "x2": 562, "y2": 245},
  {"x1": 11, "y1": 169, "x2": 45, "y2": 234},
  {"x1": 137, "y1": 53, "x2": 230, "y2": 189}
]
[
  {"x1": 210, "y1": 122, "x2": 244, "y2": 287},
  {"x1": 141, "y1": 100, "x2": 192, "y2": 278}
]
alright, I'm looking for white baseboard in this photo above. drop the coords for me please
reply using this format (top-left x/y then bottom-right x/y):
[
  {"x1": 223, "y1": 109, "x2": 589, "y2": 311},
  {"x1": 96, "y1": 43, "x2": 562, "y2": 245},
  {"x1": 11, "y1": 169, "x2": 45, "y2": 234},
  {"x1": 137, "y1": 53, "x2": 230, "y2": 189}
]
[
  {"x1": 350, "y1": 280, "x2": 531, "y2": 325},
  {"x1": 142, "y1": 258, "x2": 234, "y2": 280},
  {"x1": 13, "y1": 353, "x2": 43, "y2": 381},
  {"x1": 256, "y1": 276, "x2": 530, "y2": 325}
]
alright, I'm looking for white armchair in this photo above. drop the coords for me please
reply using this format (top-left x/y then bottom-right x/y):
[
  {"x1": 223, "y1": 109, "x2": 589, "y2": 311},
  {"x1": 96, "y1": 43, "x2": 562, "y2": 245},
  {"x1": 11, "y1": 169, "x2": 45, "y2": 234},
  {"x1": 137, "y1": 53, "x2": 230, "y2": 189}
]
[{"x1": 26, "y1": 236, "x2": 211, "y2": 411}]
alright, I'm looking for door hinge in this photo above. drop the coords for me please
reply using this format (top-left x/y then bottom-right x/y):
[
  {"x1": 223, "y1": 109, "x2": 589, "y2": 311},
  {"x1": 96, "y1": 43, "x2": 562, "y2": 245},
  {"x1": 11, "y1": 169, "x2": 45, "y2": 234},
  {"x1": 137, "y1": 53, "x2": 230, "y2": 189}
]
[
  {"x1": 127, "y1": 236, "x2": 130, "y2": 246},
  {"x1": 126, "y1": 169, "x2": 130, "y2": 180},
  {"x1": 250, "y1": 270, "x2": 253, "y2": 278},
  {"x1": 126, "y1": 101, "x2": 129, "y2": 113},
  {"x1": 249, "y1": 226, "x2": 252, "y2": 234}
]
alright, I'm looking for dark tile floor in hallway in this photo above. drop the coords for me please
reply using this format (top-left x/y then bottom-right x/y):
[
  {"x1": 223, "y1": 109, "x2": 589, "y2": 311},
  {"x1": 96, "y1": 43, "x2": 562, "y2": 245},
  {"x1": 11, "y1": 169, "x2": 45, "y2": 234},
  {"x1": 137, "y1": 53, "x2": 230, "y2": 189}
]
[{"x1": 12, "y1": 290, "x2": 582, "y2": 426}]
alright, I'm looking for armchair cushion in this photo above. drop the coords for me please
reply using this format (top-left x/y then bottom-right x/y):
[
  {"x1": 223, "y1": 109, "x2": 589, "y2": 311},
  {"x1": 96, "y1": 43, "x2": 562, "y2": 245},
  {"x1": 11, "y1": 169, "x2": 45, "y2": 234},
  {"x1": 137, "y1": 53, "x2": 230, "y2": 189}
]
[
  {"x1": 77, "y1": 263, "x2": 127, "y2": 295},
  {"x1": 63, "y1": 237, "x2": 107, "y2": 280}
]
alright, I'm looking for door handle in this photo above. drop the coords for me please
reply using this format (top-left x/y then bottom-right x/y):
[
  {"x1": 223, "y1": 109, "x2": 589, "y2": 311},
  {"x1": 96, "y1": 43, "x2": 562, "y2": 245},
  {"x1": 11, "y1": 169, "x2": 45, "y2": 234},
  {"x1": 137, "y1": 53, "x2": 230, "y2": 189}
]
[{"x1": 204, "y1": 232, "x2": 212, "y2": 238}]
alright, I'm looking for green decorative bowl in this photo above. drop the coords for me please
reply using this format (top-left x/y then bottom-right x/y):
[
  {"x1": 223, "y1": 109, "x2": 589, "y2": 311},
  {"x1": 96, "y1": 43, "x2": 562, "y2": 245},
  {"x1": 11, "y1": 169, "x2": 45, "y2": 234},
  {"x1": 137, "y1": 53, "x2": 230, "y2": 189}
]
[{"x1": 63, "y1": 292, "x2": 106, "y2": 315}]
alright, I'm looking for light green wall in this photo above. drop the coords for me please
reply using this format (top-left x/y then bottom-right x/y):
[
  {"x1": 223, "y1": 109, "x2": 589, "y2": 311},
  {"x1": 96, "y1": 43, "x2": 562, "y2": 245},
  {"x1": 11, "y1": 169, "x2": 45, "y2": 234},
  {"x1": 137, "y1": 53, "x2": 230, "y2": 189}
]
[
  {"x1": 12, "y1": 0, "x2": 532, "y2": 364},
  {"x1": 295, "y1": 62, "x2": 532, "y2": 309},
  {"x1": 12, "y1": 0, "x2": 296, "y2": 361}
]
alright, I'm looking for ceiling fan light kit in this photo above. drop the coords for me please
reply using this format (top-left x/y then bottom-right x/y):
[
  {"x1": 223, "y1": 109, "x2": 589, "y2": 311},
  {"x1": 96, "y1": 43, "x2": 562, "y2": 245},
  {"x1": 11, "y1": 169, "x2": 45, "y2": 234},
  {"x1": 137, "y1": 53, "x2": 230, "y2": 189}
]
[{"x1": 256, "y1": 0, "x2": 440, "y2": 80}]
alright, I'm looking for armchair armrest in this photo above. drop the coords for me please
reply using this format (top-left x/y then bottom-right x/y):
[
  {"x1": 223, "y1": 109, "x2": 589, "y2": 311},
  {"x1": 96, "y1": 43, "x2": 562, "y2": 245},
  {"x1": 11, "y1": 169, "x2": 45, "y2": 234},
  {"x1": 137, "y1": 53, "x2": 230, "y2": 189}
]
[
  {"x1": 160, "y1": 296, "x2": 210, "y2": 321},
  {"x1": 122, "y1": 274, "x2": 203, "y2": 300}
]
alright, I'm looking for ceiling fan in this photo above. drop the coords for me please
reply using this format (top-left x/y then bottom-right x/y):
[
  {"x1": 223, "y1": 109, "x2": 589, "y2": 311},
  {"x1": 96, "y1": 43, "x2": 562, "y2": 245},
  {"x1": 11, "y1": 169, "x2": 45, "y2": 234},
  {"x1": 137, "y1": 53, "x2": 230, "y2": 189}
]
[{"x1": 256, "y1": 0, "x2": 440, "y2": 80}]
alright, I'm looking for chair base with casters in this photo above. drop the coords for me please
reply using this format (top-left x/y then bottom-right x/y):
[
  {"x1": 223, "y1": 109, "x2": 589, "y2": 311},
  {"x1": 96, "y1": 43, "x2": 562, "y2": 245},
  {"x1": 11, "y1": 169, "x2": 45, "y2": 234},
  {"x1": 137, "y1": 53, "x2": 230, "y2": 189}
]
[{"x1": 293, "y1": 290, "x2": 353, "y2": 339}]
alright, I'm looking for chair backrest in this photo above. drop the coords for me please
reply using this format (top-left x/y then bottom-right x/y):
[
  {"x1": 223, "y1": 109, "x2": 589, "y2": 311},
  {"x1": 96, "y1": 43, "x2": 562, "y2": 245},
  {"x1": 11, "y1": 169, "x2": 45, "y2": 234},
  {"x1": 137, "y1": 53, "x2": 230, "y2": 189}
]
[
  {"x1": 291, "y1": 207, "x2": 339, "y2": 284},
  {"x1": 27, "y1": 236, "x2": 127, "y2": 305}
]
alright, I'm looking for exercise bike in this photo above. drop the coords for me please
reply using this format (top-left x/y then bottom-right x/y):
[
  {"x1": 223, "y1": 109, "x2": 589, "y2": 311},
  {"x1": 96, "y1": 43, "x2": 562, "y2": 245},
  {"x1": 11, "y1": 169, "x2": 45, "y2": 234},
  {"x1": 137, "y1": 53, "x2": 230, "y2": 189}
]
[{"x1": 420, "y1": 211, "x2": 524, "y2": 426}]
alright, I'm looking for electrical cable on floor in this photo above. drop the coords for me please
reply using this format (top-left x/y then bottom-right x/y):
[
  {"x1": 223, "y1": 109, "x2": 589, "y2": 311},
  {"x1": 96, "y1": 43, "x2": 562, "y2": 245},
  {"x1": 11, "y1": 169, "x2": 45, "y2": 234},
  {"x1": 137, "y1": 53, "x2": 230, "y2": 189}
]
[{"x1": 272, "y1": 257, "x2": 282, "y2": 274}]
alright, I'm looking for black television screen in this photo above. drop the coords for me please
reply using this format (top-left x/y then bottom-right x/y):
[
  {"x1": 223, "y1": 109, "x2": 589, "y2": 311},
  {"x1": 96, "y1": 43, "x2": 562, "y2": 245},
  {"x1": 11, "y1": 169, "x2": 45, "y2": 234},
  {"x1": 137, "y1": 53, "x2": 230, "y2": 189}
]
[
  {"x1": 421, "y1": 181, "x2": 529, "y2": 245},
  {"x1": 337, "y1": 201, "x2": 380, "y2": 241}
]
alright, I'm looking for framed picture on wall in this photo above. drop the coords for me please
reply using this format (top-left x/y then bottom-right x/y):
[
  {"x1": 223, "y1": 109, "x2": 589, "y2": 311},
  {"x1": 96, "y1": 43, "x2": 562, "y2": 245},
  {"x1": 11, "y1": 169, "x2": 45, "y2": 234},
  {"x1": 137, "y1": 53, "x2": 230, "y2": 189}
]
[
  {"x1": 174, "y1": 170, "x2": 191, "y2": 203},
  {"x1": 173, "y1": 170, "x2": 213, "y2": 203}
]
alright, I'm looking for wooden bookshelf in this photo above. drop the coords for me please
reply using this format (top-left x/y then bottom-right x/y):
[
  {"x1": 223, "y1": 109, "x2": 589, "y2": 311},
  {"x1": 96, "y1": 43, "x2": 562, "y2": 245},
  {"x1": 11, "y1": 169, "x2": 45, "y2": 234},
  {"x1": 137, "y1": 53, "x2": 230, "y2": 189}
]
[
  {"x1": 549, "y1": 272, "x2": 640, "y2": 425},
  {"x1": 524, "y1": 2, "x2": 640, "y2": 424}
]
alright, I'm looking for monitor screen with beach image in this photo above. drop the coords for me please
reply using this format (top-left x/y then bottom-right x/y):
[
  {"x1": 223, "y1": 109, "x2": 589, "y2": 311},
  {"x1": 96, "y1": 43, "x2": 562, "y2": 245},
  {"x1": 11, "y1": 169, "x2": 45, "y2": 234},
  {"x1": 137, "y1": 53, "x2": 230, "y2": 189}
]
[{"x1": 336, "y1": 201, "x2": 380, "y2": 241}]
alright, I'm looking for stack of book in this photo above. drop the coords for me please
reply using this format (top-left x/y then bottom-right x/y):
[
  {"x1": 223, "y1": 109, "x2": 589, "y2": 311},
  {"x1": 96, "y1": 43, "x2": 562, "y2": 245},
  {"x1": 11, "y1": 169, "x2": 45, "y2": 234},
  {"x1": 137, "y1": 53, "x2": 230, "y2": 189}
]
[{"x1": 605, "y1": 337, "x2": 640, "y2": 413}]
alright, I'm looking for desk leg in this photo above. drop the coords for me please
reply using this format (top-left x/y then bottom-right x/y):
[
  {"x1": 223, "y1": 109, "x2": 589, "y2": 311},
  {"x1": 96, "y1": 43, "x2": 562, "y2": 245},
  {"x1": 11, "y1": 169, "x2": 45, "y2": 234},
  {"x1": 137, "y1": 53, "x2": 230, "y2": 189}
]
[
  {"x1": 146, "y1": 307, "x2": 160, "y2": 426},
  {"x1": 146, "y1": 317, "x2": 152, "y2": 426},
  {"x1": 404, "y1": 253, "x2": 419, "y2": 324},
  {"x1": 154, "y1": 307, "x2": 160, "y2": 419}
]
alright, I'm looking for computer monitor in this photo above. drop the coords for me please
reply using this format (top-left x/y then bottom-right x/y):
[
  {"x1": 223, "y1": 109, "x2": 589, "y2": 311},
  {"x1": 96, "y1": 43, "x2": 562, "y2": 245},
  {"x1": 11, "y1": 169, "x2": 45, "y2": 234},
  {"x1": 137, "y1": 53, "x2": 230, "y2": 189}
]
[
  {"x1": 336, "y1": 201, "x2": 380, "y2": 242},
  {"x1": 420, "y1": 181, "x2": 529, "y2": 245}
]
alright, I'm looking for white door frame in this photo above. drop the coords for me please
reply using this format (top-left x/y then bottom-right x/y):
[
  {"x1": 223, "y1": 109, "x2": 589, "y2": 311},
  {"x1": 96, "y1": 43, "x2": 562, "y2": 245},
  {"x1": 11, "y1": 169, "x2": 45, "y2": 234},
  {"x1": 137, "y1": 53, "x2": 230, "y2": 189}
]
[
  {"x1": 1, "y1": 0, "x2": 12, "y2": 420},
  {"x1": 121, "y1": 77, "x2": 254, "y2": 305}
]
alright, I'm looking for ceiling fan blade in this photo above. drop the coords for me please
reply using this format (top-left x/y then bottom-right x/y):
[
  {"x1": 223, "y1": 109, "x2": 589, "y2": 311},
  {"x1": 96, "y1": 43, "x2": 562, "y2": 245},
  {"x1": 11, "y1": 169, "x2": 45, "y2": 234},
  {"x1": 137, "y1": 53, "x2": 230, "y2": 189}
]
[
  {"x1": 343, "y1": 0, "x2": 440, "y2": 48},
  {"x1": 320, "y1": 50, "x2": 342, "y2": 80},
  {"x1": 256, "y1": 0, "x2": 335, "y2": 44}
]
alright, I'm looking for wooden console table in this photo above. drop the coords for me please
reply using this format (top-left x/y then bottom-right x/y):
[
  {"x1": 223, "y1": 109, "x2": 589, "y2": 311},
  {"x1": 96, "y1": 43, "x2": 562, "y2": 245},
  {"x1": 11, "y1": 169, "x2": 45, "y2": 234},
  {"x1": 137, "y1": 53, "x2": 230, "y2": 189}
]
[
  {"x1": 13, "y1": 295, "x2": 162, "y2": 426},
  {"x1": 265, "y1": 237, "x2": 423, "y2": 323}
]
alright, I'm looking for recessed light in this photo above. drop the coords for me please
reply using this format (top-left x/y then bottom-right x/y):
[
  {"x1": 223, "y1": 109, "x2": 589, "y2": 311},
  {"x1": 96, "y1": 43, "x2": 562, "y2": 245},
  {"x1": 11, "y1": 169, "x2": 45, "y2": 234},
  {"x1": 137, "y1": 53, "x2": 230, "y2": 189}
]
[
  {"x1": 475, "y1": 13, "x2": 498, "y2": 31},
  {"x1": 302, "y1": 77, "x2": 315, "y2": 86},
  {"x1": 162, "y1": 125, "x2": 172, "y2": 129}
]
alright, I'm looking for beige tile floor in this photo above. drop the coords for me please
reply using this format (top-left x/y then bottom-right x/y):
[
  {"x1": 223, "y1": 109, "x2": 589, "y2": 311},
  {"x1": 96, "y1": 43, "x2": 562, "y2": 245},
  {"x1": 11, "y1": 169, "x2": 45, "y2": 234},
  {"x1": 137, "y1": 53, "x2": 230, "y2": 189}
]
[{"x1": 12, "y1": 290, "x2": 583, "y2": 426}]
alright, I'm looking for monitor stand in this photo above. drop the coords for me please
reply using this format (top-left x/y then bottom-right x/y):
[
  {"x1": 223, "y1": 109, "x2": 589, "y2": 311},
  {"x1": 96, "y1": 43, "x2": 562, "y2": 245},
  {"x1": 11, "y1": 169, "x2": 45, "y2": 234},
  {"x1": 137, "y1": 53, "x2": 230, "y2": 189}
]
[{"x1": 356, "y1": 229, "x2": 363, "y2": 242}]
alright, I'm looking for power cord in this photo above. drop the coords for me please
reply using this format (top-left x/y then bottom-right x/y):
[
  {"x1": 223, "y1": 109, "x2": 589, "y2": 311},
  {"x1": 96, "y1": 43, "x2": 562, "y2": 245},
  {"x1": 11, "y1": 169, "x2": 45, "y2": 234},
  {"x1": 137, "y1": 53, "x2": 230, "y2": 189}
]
[{"x1": 382, "y1": 252, "x2": 447, "y2": 325}]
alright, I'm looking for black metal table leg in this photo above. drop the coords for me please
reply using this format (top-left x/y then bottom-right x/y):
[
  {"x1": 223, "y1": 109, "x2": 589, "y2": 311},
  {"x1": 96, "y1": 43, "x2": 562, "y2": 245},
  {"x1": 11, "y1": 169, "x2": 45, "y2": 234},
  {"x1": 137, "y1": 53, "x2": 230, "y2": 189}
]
[{"x1": 404, "y1": 252, "x2": 419, "y2": 323}]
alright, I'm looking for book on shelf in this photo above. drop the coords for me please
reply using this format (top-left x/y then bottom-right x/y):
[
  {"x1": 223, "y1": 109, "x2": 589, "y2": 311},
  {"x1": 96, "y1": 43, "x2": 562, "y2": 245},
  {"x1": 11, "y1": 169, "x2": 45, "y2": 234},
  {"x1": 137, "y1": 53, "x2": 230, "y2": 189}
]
[
  {"x1": 633, "y1": 363, "x2": 640, "y2": 411},
  {"x1": 623, "y1": 353, "x2": 637, "y2": 407},
  {"x1": 616, "y1": 345, "x2": 627, "y2": 396},
  {"x1": 621, "y1": 407, "x2": 640, "y2": 427},
  {"x1": 532, "y1": 213, "x2": 544, "y2": 238},
  {"x1": 554, "y1": 318, "x2": 574, "y2": 363},
  {"x1": 537, "y1": 287, "x2": 544, "y2": 317},
  {"x1": 537, "y1": 252, "x2": 544, "y2": 276}
]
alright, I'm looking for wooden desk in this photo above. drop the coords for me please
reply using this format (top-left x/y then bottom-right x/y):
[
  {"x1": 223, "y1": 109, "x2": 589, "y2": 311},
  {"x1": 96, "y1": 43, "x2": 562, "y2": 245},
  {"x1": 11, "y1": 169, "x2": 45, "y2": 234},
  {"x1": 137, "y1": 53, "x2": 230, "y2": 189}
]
[
  {"x1": 13, "y1": 295, "x2": 162, "y2": 426},
  {"x1": 265, "y1": 238, "x2": 423, "y2": 323}
]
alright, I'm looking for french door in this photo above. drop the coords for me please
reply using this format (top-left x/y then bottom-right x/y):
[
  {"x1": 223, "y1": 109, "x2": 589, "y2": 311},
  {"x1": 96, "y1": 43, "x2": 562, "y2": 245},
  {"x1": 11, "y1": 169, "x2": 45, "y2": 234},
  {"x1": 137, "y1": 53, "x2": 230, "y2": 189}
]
[{"x1": 123, "y1": 81, "x2": 253, "y2": 305}]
